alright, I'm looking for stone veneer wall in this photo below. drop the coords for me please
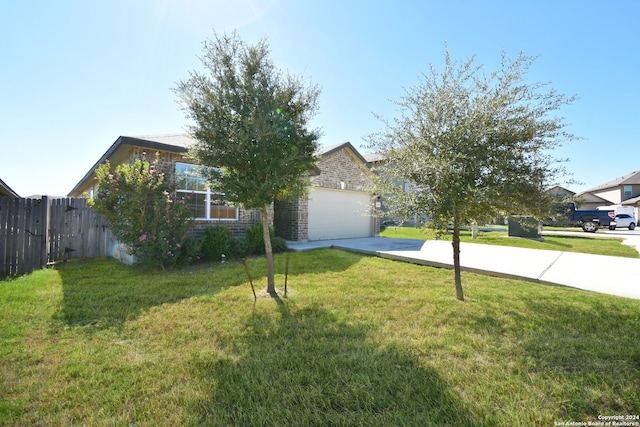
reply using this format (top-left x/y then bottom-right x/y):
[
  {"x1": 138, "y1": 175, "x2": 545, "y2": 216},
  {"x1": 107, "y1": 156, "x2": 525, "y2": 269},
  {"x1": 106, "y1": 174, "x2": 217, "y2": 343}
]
[{"x1": 130, "y1": 147, "x2": 264, "y2": 240}]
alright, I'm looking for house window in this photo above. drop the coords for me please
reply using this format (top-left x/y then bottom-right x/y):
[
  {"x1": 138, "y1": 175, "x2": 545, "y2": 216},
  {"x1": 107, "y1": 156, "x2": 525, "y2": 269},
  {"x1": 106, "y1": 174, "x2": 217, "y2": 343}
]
[
  {"x1": 624, "y1": 185, "x2": 632, "y2": 198},
  {"x1": 175, "y1": 162, "x2": 238, "y2": 220}
]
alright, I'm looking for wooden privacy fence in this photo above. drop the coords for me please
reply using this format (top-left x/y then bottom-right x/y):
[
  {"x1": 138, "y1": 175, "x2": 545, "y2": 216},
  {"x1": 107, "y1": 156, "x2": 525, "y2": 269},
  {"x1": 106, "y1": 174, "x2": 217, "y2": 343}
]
[{"x1": 0, "y1": 197, "x2": 115, "y2": 277}]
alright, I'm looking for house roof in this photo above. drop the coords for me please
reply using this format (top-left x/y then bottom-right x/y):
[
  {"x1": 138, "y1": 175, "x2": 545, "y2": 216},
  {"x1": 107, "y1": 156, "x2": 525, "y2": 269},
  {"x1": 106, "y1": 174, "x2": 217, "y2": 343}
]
[
  {"x1": 68, "y1": 134, "x2": 191, "y2": 196},
  {"x1": 69, "y1": 135, "x2": 372, "y2": 196},
  {"x1": 363, "y1": 152, "x2": 385, "y2": 163},
  {"x1": 622, "y1": 194, "x2": 640, "y2": 206},
  {"x1": 547, "y1": 185, "x2": 575, "y2": 197},
  {"x1": 0, "y1": 177, "x2": 19, "y2": 198},
  {"x1": 585, "y1": 170, "x2": 640, "y2": 192},
  {"x1": 317, "y1": 142, "x2": 370, "y2": 167},
  {"x1": 574, "y1": 191, "x2": 612, "y2": 204}
]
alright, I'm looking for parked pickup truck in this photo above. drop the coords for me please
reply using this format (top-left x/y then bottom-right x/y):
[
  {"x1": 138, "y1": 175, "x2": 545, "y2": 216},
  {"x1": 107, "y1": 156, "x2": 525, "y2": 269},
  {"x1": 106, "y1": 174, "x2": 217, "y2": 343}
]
[{"x1": 566, "y1": 202, "x2": 615, "y2": 232}]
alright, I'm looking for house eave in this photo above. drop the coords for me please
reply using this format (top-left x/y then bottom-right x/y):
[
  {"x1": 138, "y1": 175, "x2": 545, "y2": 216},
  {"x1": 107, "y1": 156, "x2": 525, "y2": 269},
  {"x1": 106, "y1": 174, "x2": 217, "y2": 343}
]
[
  {"x1": 318, "y1": 141, "x2": 371, "y2": 169},
  {"x1": 67, "y1": 135, "x2": 190, "y2": 197},
  {"x1": 0, "y1": 178, "x2": 20, "y2": 198}
]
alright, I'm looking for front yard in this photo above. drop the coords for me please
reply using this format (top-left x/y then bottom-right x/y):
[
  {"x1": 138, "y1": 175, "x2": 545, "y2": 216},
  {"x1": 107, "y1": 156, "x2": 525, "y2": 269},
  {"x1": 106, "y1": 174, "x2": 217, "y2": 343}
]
[{"x1": 2, "y1": 250, "x2": 639, "y2": 426}]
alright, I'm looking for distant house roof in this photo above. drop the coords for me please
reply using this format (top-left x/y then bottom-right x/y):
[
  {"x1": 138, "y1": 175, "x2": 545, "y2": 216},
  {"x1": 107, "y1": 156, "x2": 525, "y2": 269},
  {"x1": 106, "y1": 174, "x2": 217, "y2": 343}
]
[
  {"x1": 574, "y1": 191, "x2": 612, "y2": 204},
  {"x1": 585, "y1": 170, "x2": 640, "y2": 192},
  {"x1": 0, "y1": 178, "x2": 19, "y2": 198},
  {"x1": 622, "y1": 194, "x2": 640, "y2": 206},
  {"x1": 547, "y1": 185, "x2": 575, "y2": 198},
  {"x1": 363, "y1": 152, "x2": 385, "y2": 163}
]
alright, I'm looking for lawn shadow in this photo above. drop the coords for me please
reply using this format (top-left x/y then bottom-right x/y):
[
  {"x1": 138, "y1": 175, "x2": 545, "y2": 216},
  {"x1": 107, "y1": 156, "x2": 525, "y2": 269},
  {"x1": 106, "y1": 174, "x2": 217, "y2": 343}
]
[
  {"x1": 52, "y1": 250, "x2": 363, "y2": 332},
  {"x1": 52, "y1": 258, "x2": 234, "y2": 332},
  {"x1": 189, "y1": 301, "x2": 480, "y2": 426}
]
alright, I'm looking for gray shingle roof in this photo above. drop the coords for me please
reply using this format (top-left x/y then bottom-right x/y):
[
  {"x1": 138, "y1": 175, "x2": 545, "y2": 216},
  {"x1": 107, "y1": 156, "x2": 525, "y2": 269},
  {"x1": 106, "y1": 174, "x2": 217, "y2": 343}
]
[
  {"x1": 586, "y1": 170, "x2": 640, "y2": 192},
  {"x1": 125, "y1": 133, "x2": 195, "y2": 149}
]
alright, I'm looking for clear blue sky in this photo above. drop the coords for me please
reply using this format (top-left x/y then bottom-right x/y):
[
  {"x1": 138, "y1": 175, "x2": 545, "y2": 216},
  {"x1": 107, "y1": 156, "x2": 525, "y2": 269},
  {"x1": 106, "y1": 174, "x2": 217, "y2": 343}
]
[{"x1": 1, "y1": 0, "x2": 638, "y2": 197}]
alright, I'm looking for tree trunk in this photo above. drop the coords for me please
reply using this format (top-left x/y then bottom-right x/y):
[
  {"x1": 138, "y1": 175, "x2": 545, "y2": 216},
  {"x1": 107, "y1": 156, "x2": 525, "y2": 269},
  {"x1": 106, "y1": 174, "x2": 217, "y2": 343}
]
[
  {"x1": 260, "y1": 206, "x2": 276, "y2": 295},
  {"x1": 452, "y1": 217, "x2": 465, "y2": 301}
]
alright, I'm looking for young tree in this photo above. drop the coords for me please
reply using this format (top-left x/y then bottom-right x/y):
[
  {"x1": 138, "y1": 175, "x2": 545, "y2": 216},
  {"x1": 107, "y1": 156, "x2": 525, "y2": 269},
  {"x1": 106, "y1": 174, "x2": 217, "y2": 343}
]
[
  {"x1": 176, "y1": 32, "x2": 321, "y2": 295},
  {"x1": 367, "y1": 49, "x2": 577, "y2": 301}
]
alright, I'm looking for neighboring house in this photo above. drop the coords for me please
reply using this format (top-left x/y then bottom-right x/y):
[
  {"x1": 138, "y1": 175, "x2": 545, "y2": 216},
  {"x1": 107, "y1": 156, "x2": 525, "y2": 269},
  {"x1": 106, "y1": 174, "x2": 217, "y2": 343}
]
[
  {"x1": 0, "y1": 178, "x2": 19, "y2": 198},
  {"x1": 69, "y1": 134, "x2": 379, "y2": 241},
  {"x1": 364, "y1": 156, "x2": 583, "y2": 227},
  {"x1": 547, "y1": 185, "x2": 575, "y2": 200},
  {"x1": 363, "y1": 153, "x2": 427, "y2": 227},
  {"x1": 577, "y1": 170, "x2": 640, "y2": 219}
]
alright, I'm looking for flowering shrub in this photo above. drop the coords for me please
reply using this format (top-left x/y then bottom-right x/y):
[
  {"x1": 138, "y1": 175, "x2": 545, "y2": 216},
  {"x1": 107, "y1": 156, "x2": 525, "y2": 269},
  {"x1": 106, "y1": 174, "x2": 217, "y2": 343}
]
[{"x1": 89, "y1": 153, "x2": 194, "y2": 269}]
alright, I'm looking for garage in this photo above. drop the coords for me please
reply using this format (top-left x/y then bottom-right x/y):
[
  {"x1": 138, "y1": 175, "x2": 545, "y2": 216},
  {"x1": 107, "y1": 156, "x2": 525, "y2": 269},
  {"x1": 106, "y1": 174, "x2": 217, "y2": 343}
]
[{"x1": 307, "y1": 188, "x2": 373, "y2": 240}]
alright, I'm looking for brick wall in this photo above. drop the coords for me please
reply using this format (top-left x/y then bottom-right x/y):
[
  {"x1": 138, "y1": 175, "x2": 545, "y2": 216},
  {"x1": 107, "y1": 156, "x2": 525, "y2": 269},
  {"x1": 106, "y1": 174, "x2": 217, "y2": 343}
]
[
  {"x1": 188, "y1": 206, "x2": 270, "y2": 240},
  {"x1": 127, "y1": 144, "x2": 379, "y2": 242},
  {"x1": 273, "y1": 197, "x2": 308, "y2": 241},
  {"x1": 273, "y1": 146, "x2": 380, "y2": 241},
  {"x1": 312, "y1": 148, "x2": 371, "y2": 191},
  {"x1": 130, "y1": 147, "x2": 264, "y2": 240}
]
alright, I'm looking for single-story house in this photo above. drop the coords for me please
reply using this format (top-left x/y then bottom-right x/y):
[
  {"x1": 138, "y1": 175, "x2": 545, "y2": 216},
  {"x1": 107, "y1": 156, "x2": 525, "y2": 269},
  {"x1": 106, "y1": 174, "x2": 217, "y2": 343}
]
[
  {"x1": 0, "y1": 178, "x2": 19, "y2": 198},
  {"x1": 68, "y1": 134, "x2": 379, "y2": 241},
  {"x1": 577, "y1": 170, "x2": 640, "y2": 219}
]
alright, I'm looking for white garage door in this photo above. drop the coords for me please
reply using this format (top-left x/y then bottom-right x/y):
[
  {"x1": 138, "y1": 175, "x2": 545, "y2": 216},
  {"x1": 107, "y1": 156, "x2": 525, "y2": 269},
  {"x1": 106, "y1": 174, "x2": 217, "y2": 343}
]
[{"x1": 307, "y1": 188, "x2": 373, "y2": 240}]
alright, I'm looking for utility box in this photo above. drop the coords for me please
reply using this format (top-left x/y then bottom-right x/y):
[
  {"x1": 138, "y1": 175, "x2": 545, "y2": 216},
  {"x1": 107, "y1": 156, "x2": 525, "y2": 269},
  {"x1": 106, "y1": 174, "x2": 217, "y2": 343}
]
[{"x1": 508, "y1": 216, "x2": 540, "y2": 238}]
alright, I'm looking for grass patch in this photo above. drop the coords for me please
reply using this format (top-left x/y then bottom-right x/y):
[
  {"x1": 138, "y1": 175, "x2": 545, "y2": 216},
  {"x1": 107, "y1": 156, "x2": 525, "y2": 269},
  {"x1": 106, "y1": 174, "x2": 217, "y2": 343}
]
[
  {"x1": 2, "y1": 252, "x2": 639, "y2": 426},
  {"x1": 381, "y1": 226, "x2": 640, "y2": 258}
]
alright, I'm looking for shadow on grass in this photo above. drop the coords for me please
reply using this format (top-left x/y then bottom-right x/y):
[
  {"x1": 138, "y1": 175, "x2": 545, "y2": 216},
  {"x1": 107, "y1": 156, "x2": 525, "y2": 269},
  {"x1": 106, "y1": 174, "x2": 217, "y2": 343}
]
[
  {"x1": 52, "y1": 250, "x2": 362, "y2": 332},
  {"x1": 189, "y1": 300, "x2": 479, "y2": 426}
]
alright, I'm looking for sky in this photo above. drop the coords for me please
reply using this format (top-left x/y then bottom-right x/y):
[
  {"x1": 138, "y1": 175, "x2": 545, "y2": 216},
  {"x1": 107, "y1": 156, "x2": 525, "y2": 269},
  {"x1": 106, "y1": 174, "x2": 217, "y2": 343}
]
[{"x1": 1, "y1": 0, "x2": 638, "y2": 197}]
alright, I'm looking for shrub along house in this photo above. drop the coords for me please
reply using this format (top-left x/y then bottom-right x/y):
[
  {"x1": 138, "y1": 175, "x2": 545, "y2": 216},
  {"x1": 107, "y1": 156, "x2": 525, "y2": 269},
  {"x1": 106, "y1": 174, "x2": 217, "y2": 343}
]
[{"x1": 69, "y1": 134, "x2": 379, "y2": 241}]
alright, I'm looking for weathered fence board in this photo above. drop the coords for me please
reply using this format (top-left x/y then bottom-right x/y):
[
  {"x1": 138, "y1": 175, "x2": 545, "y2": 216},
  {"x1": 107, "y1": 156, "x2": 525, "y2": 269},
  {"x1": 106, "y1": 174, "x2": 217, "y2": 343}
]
[
  {"x1": 0, "y1": 197, "x2": 115, "y2": 277},
  {"x1": 0, "y1": 197, "x2": 47, "y2": 276}
]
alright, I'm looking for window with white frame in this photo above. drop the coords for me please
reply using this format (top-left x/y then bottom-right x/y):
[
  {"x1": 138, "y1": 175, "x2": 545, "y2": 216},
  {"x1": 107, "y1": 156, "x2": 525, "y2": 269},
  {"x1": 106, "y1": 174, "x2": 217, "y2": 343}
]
[{"x1": 175, "y1": 162, "x2": 238, "y2": 220}]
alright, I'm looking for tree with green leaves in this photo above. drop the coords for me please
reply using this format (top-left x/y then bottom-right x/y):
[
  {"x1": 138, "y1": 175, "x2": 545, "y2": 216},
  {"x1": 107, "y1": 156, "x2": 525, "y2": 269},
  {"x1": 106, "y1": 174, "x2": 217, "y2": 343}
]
[
  {"x1": 176, "y1": 31, "x2": 321, "y2": 295},
  {"x1": 367, "y1": 49, "x2": 577, "y2": 301},
  {"x1": 89, "y1": 154, "x2": 193, "y2": 269}
]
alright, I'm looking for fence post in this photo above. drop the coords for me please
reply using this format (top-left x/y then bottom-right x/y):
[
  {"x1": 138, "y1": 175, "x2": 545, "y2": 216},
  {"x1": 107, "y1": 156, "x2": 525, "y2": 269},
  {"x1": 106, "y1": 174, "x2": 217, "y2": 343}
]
[{"x1": 41, "y1": 196, "x2": 48, "y2": 268}]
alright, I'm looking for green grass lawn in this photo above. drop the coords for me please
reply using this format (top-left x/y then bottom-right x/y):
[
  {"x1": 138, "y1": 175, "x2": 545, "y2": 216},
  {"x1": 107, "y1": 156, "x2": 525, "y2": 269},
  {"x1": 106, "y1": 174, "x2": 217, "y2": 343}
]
[
  {"x1": 380, "y1": 226, "x2": 640, "y2": 258},
  {"x1": 2, "y1": 252, "x2": 639, "y2": 426}
]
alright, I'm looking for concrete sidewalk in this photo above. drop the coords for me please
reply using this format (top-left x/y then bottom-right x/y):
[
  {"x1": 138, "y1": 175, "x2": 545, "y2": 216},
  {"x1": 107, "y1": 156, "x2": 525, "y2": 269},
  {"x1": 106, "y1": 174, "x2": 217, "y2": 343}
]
[{"x1": 287, "y1": 237, "x2": 640, "y2": 300}]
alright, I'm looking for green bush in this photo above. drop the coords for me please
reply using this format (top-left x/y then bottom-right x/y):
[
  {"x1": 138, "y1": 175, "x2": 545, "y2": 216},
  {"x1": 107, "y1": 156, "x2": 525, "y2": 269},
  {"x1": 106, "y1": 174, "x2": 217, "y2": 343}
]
[
  {"x1": 196, "y1": 224, "x2": 288, "y2": 262},
  {"x1": 231, "y1": 238, "x2": 254, "y2": 259},
  {"x1": 89, "y1": 154, "x2": 193, "y2": 269},
  {"x1": 199, "y1": 226, "x2": 233, "y2": 261},
  {"x1": 244, "y1": 223, "x2": 288, "y2": 255},
  {"x1": 245, "y1": 223, "x2": 265, "y2": 254},
  {"x1": 271, "y1": 236, "x2": 288, "y2": 253}
]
